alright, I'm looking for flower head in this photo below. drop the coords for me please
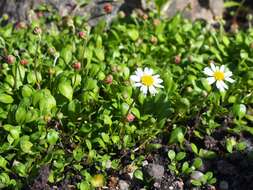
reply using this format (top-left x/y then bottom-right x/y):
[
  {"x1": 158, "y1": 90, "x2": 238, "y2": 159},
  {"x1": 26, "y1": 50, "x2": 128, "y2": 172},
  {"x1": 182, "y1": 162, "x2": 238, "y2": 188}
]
[
  {"x1": 72, "y1": 62, "x2": 81, "y2": 70},
  {"x1": 130, "y1": 67, "x2": 163, "y2": 95},
  {"x1": 103, "y1": 3, "x2": 113, "y2": 14},
  {"x1": 204, "y1": 62, "x2": 234, "y2": 92},
  {"x1": 126, "y1": 113, "x2": 135, "y2": 122}
]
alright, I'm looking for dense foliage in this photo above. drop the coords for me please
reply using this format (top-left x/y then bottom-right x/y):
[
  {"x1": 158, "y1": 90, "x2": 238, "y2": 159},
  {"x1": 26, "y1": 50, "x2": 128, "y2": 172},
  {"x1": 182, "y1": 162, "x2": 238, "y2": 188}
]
[{"x1": 0, "y1": 9, "x2": 253, "y2": 189}]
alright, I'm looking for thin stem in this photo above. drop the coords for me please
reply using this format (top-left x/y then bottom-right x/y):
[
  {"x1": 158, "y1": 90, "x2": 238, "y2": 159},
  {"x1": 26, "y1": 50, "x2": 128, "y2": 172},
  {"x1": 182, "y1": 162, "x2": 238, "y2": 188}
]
[{"x1": 34, "y1": 36, "x2": 42, "y2": 89}]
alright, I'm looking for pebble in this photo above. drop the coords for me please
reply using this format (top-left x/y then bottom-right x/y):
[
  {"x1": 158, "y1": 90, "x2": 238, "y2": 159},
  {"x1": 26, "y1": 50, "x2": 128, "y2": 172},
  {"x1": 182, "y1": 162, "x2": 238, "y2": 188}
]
[
  {"x1": 143, "y1": 164, "x2": 164, "y2": 181},
  {"x1": 190, "y1": 171, "x2": 204, "y2": 180},
  {"x1": 119, "y1": 180, "x2": 130, "y2": 190}
]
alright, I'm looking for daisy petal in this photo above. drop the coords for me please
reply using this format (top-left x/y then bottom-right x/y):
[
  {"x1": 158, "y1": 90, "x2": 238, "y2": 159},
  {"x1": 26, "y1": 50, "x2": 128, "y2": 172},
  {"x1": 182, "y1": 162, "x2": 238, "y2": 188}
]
[
  {"x1": 222, "y1": 81, "x2": 228, "y2": 89},
  {"x1": 204, "y1": 67, "x2": 214, "y2": 76},
  {"x1": 207, "y1": 77, "x2": 216, "y2": 84},
  {"x1": 149, "y1": 86, "x2": 157, "y2": 95},
  {"x1": 130, "y1": 75, "x2": 140, "y2": 82},
  {"x1": 134, "y1": 82, "x2": 142, "y2": 87},
  {"x1": 136, "y1": 68, "x2": 143, "y2": 77},
  {"x1": 154, "y1": 83, "x2": 164, "y2": 88},
  {"x1": 148, "y1": 68, "x2": 153, "y2": 75},
  {"x1": 225, "y1": 71, "x2": 232, "y2": 78},
  {"x1": 225, "y1": 77, "x2": 235, "y2": 83},
  {"x1": 210, "y1": 62, "x2": 217, "y2": 72},
  {"x1": 216, "y1": 80, "x2": 225, "y2": 92},
  {"x1": 144, "y1": 67, "x2": 153, "y2": 75},
  {"x1": 140, "y1": 86, "x2": 148, "y2": 94},
  {"x1": 220, "y1": 65, "x2": 225, "y2": 72}
]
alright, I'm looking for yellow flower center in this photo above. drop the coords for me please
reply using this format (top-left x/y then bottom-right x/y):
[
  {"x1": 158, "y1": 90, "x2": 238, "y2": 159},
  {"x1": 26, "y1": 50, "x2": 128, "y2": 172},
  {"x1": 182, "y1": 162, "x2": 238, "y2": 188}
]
[
  {"x1": 213, "y1": 71, "x2": 225, "y2": 81},
  {"x1": 141, "y1": 75, "x2": 154, "y2": 86}
]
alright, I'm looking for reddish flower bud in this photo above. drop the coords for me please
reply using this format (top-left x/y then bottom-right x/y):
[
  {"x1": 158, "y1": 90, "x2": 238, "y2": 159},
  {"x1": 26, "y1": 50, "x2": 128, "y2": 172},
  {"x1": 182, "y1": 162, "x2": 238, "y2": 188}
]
[
  {"x1": 33, "y1": 26, "x2": 42, "y2": 35},
  {"x1": 126, "y1": 113, "x2": 135, "y2": 122},
  {"x1": 150, "y1": 36, "x2": 158, "y2": 44},
  {"x1": 20, "y1": 59, "x2": 29, "y2": 65},
  {"x1": 15, "y1": 21, "x2": 27, "y2": 30},
  {"x1": 142, "y1": 14, "x2": 148, "y2": 20},
  {"x1": 174, "y1": 55, "x2": 181, "y2": 64},
  {"x1": 36, "y1": 11, "x2": 43, "y2": 18},
  {"x1": 72, "y1": 62, "x2": 81, "y2": 70},
  {"x1": 153, "y1": 19, "x2": 161, "y2": 26},
  {"x1": 78, "y1": 31, "x2": 86, "y2": 39},
  {"x1": 104, "y1": 74, "x2": 113, "y2": 84},
  {"x1": 48, "y1": 47, "x2": 56, "y2": 56},
  {"x1": 118, "y1": 11, "x2": 125, "y2": 19},
  {"x1": 6, "y1": 55, "x2": 16, "y2": 64},
  {"x1": 103, "y1": 3, "x2": 113, "y2": 14},
  {"x1": 250, "y1": 43, "x2": 253, "y2": 49}
]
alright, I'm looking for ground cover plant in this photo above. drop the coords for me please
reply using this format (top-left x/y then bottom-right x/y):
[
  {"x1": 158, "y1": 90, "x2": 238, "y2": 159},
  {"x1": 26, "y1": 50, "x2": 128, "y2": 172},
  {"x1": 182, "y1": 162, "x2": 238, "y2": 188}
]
[{"x1": 1, "y1": 5, "x2": 253, "y2": 190}]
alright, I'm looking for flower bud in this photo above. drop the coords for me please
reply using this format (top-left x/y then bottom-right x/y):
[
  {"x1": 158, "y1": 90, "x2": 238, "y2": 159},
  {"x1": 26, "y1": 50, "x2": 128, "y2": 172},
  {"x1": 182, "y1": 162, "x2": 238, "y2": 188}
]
[
  {"x1": 142, "y1": 14, "x2": 148, "y2": 20},
  {"x1": 6, "y1": 55, "x2": 16, "y2": 64},
  {"x1": 33, "y1": 26, "x2": 42, "y2": 35},
  {"x1": 15, "y1": 21, "x2": 27, "y2": 30},
  {"x1": 118, "y1": 11, "x2": 125, "y2": 19},
  {"x1": 174, "y1": 55, "x2": 181, "y2": 64},
  {"x1": 153, "y1": 19, "x2": 161, "y2": 26},
  {"x1": 72, "y1": 62, "x2": 81, "y2": 70},
  {"x1": 78, "y1": 31, "x2": 86, "y2": 39},
  {"x1": 48, "y1": 47, "x2": 56, "y2": 56},
  {"x1": 20, "y1": 59, "x2": 28, "y2": 65},
  {"x1": 36, "y1": 11, "x2": 43, "y2": 18},
  {"x1": 103, "y1": 3, "x2": 113, "y2": 14},
  {"x1": 150, "y1": 36, "x2": 158, "y2": 44},
  {"x1": 126, "y1": 113, "x2": 135, "y2": 122},
  {"x1": 250, "y1": 43, "x2": 253, "y2": 49},
  {"x1": 104, "y1": 74, "x2": 113, "y2": 84}
]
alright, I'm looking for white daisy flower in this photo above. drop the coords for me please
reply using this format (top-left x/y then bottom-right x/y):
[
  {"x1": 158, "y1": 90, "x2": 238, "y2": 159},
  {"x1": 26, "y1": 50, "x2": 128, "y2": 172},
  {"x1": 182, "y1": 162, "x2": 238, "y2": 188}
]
[
  {"x1": 130, "y1": 67, "x2": 163, "y2": 95},
  {"x1": 203, "y1": 62, "x2": 234, "y2": 92}
]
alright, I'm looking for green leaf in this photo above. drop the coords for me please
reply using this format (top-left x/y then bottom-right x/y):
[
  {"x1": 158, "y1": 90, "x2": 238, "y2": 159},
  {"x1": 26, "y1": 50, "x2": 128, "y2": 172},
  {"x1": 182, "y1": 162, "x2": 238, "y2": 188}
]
[
  {"x1": 15, "y1": 106, "x2": 27, "y2": 124},
  {"x1": 13, "y1": 161, "x2": 27, "y2": 177},
  {"x1": 47, "y1": 129, "x2": 59, "y2": 145},
  {"x1": 233, "y1": 104, "x2": 246, "y2": 119},
  {"x1": 168, "y1": 150, "x2": 176, "y2": 161},
  {"x1": 20, "y1": 136, "x2": 33, "y2": 153},
  {"x1": 0, "y1": 156, "x2": 8, "y2": 170},
  {"x1": 73, "y1": 146, "x2": 84, "y2": 162},
  {"x1": 101, "y1": 133, "x2": 110, "y2": 143},
  {"x1": 176, "y1": 152, "x2": 186, "y2": 161},
  {"x1": 226, "y1": 138, "x2": 236, "y2": 153},
  {"x1": 224, "y1": 1, "x2": 241, "y2": 8},
  {"x1": 191, "y1": 143, "x2": 199, "y2": 155},
  {"x1": 21, "y1": 85, "x2": 34, "y2": 97},
  {"x1": 133, "y1": 169, "x2": 143, "y2": 181},
  {"x1": 193, "y1": 158, "x2": 203, "y2": 169},
  {"x1": 127, "y1": 29, "x2": 139, "y2": 41},
  {"x1": 0, "y1": 94, "x2": 14, "y2": 104},
  {"x1": 169, "y1": 127, "x2": 185, "y2": 144},
  {"x1": 61, "y1": 46, "x2": 72, "y2": 64},
  {"x1": 58, "y1": 82, "x2": 73, "y2": 101},
  {"x1": 94, "y1": 48, "x2": 105, "y2": 61},
  {"x1": 182, "y1": 162, "x2": 190, "y2": 174},
  {"x1": 78, "y1": 181, "x2": 91, "y2": 190}
]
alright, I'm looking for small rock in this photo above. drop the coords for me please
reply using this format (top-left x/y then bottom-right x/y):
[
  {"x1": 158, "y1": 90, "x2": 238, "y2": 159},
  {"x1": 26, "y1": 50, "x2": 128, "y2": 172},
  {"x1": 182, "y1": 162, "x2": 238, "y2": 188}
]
[
  {"x1": 154, "y1": 182, "x2": 161, "y2": 188},
  {"x1": 219, "y1": 180, "x2": 229, "y2": 190},
  {"x1": 142, "y1": 160, "x2": 148, "y2": 166},
  {"x1": 174, "y1": 180, "x2": 184, "y2": 190},
  {"x1": 119, "y1": 180, "x2": 130, "y2": 190},
  {"x1": 143, "y1": 164, "x2": 164, "y2": 181},
  {"x1": 190, "y1": 171, "x2": 204, "y2": 180}
]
